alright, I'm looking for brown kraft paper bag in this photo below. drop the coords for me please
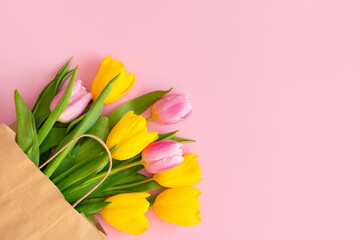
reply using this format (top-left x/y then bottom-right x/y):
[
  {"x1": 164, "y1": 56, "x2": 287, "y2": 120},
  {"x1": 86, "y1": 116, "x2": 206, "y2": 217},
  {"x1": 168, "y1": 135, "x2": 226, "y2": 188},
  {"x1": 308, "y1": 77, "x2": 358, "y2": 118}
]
[{"x1": 0, "y1": 124, "x2": 107, "y2": 240}]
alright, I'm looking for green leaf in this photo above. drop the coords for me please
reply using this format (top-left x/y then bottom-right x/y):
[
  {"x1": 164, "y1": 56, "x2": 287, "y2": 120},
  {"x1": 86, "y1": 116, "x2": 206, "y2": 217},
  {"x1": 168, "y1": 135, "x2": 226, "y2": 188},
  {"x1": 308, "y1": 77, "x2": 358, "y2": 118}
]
[
  {"x1": 112, "y1": 173, "x2": 148, "y2": 186},
  {"x1": 39, "y1": 127, "x2": 67, "y2": 155},
  {"x1": 66, "y1": 114, "x2": 85, "y2": 133},
  {"x1": 157, "y1": 130, "x2": 179, "y2": 141},
  {"x1": 86, "y1": 164, "x2": 144, "y2": 197},
  {"x1": 146, "y1": 195, "x2": 157, "y2": 206},
  {"x1": 100, "y1": 180, "x2": 165, "y2": 196},
  {"x1": 75, "y1": 198, "x2": 111, "y2": 218},
  {"x1": 14, "y1": 90, "x2": 40, "y2": 166},
  {"x1": 50, "y1": 139, "x2": 82, "y2": 178},
  {"x1": 63, "y1": 164, "x2": 142, "y2": 203},
  {"x1": 39, "y1": 149, "x2": 52, "y2": 167},
  {"x1": 55, "y1": 149, "x2": 113, "y2": 191},
  {"x1": 37, "y1": 67, "x2": 77, "y2": 145},
  {"x1": 33, "y1": 81, "x2": 56, "y2": 128},
  {"x1": 32, "y1": 68, "x2": 74, "y2": 113},
  {"x1": 156, "y1": 130, "x2": 196, "y2": 143},
  {"x1": 32, "y1": 80, "x2": 53, "y2": 112},
  {"x1": 170, "y1": 136, "x2": 196, "y2": 143},
  {"x1": 69, "y1": 171, "x2": 98, "y2": 189},
  {"x1": 87, "y1": 171, "x2": 147, "y2": 199},
  {"x1": 51, "y1": 116, "x2": 111, "y2": 178},
  {"x1": 53, "y1": 145, "x2": 115, "y2": 191},
  {"x1": 73, "y1": 116, "x2": 110, "y2": 164},
  {"x1": 43, "y1": 74, "x2": 119, "y2": 178},
  {"x1": 32, "y1": 58, "x2": 73, "y2": 128},
  {"x1": 54, "y1": 122, "x2": 69, "y2": 128},
  {"x1": 54, "y1": 57, "x2": 73, "y2": 91},
  {"x1": 51, "y1": 156, "x2": 90, "y2": 185},
  {"x1": 157, "y1": 131, "x2": 195, "y2": 143},
  {"x1": 106, "y1": 154, "x2": 141, "y2": 170},
  {"x1": 86, "y1": 116, "x2": 110, "y2": 142},
  {"x1": 108, "y1": 88, "x2": 172, "y2": 129}
]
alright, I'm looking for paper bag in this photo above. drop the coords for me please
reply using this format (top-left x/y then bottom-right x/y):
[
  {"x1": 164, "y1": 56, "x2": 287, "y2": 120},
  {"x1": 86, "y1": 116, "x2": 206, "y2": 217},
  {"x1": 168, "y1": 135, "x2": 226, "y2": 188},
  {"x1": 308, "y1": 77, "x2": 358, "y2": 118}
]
[{"x1": 0, "y1": 124, "x2": 107, "y2": 240}]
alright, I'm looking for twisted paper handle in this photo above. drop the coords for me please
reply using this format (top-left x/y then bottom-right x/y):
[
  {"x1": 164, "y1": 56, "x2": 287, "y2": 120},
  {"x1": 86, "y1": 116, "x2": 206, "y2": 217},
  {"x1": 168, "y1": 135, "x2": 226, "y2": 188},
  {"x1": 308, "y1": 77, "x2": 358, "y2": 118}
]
[{"x1": 38, "y1": 134, "x2": 112, "y2": 208}]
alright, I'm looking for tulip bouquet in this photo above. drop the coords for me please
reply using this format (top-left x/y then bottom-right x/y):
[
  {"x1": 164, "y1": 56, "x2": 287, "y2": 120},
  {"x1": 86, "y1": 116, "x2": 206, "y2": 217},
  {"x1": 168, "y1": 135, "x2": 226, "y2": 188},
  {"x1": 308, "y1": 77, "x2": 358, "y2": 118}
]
[{"x1": 12, "y1": 56, "x2": 202, "y2": 236}]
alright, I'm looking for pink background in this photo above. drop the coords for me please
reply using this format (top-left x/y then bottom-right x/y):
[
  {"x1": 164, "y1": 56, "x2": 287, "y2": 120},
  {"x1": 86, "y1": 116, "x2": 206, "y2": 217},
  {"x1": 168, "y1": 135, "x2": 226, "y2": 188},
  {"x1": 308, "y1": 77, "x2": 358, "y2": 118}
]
[{"x1": 1, "y1": 0, "x2": 360, "y2": 239}]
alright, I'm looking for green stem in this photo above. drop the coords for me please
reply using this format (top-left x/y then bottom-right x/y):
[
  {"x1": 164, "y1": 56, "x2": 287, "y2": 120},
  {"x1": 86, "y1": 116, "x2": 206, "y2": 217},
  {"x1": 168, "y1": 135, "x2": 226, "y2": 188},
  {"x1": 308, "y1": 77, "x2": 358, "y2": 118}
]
[
  {"x1": 146, "y1": 116, "x2": 154, "y2": 122},
  {"x1": 83, "y1": 160, "x2": 143, "y2": 184},
  {"x1": 107, "y1": 177, "x2": 154, "y2": 191}
]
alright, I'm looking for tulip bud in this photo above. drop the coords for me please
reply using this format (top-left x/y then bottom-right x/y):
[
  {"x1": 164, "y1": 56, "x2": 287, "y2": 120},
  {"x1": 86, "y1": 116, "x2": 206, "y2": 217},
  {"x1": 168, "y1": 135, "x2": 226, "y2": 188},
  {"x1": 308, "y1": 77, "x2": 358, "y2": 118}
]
[
  {"x1": 101, "y1": 192, "x2": 150, "y2": 235},
  {"x1": 152, "y1": 93, "x2": 192, "y2": 124},
  {"x1": 106, "y1": 111, "x2": 158, "y2": 160},
  {"x1": 141, "y1": 140, "x2": 184, "y2": 174},
  {"x1": 153, "y1": 187, "x2": 201, "y2": 227},
  {"x1": 91, "y1": 55, "x2": 135, "y2": 105},
  {"x1": 50, "y1": 79, "x2": 92, "y2": 123}
]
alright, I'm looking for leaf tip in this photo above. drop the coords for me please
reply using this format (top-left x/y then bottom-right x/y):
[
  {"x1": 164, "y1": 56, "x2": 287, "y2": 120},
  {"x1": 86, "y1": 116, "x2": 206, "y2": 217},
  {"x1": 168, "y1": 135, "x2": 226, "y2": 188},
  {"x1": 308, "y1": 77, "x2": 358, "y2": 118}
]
[
  {"x1": 14, "y1": 89, "x2": 21, "y2": 99},
  {"x1": 64, "y1": 57, "x2": 73, "y2": 69},
  {"x1": 110, "y1": 73, "x2": 121, "y2": 84}
]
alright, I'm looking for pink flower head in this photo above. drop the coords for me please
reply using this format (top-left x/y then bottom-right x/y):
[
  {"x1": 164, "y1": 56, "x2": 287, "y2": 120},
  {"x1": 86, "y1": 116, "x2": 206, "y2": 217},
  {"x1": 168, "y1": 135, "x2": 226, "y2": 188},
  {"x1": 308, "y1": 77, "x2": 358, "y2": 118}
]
[
  {"x1": 152, "y1": 93, "x2": 192, "y2": 125},
  {"x1": 50, "y1": 79, "x2": 92, "y2": 123},
  {"x1": 141, "y1": 140, "x2": 184, "y2": 174}
]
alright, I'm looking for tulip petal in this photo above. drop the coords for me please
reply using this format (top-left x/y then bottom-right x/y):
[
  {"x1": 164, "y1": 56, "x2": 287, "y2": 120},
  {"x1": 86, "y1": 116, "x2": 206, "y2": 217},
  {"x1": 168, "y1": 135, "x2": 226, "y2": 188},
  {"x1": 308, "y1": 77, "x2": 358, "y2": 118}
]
[
  {"x1": 106, "y1": 111, "x2": 158, "y2": 160},
  {"x1": 153, "y1": 187, "x2": 201, "y2": 227},
  {"x1": 91, "y1": 55, "x2": 112, "y2": 95},
  {"x1": 154, "y1": 153, "x2": 202, "y2": 187},
  {"x1": 103, "y1": 72, "x2": 135, "y2": 105},
  {"x1": 57, "y1": 92, "x2": 92, "y2": 123},
  {"x1": 50, "y1": 80, "x2": 92, "y2": 123},
  {"x1": 152, "y1": 93, "x2": 192, "y2": 124},
  {"x1": 112, "y1": 130, "x2": 158, "y2": 160},
  {"x1": 91, "y1": 55, "x2": 134, "y2": 104},
  {"x1": 94, "y1": 60, "x2": 124, "y2": 99},
  {"x1": 101, "y1": 193, "x2": 150, "y2": 235},
  {"x1": 141, "y1": 140, "x2": 184, "y2": 173}
]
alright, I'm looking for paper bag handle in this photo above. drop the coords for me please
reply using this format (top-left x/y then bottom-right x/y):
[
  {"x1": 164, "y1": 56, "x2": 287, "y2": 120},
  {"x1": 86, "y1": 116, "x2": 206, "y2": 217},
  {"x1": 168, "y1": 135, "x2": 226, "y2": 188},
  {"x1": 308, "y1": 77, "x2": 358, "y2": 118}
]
[{"x1": 38, "y1": 134, "x2": 113, "y2": 208}]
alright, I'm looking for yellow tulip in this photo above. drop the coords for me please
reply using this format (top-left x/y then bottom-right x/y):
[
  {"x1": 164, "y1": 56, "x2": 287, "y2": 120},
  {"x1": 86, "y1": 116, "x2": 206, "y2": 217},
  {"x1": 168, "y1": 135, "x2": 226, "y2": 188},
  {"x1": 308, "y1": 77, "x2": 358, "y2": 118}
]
[
  {"x1": 106, "y1": 111, "x2": 158, "y2": 160},
  {"x1": 152, "y1": 187, "x2": 201, "y2": 227},
  {"x1": 154, "y1": 153, "x2": 202, "y2": 187},
  {"x1": 100, "y1": 192, "x2": 150, "y2": 235},
  {"x1": 91, "y1": 55, "x2": 135, "y2": 105}
]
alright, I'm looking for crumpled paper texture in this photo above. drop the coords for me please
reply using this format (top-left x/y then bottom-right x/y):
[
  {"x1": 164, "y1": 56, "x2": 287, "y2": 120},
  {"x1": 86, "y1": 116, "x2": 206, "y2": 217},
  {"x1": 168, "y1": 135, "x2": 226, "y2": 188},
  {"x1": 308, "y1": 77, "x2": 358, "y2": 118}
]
[{"x1": 0, "y1": 124, "x2": 106, "y2": 240}]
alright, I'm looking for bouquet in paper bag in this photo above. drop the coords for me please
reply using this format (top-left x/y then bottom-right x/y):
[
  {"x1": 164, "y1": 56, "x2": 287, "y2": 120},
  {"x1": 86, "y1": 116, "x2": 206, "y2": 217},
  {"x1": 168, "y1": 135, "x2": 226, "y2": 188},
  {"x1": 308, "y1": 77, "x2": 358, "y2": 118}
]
[{"x1": 8, "y1": 56, "x2": 202, "y2": 236}]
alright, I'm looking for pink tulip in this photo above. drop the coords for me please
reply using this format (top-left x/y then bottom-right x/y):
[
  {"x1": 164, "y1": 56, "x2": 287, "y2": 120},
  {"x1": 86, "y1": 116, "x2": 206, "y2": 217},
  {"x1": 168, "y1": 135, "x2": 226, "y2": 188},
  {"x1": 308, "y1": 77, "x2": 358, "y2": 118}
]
[
  {"x1": 141, "y1": 140, "x2": 184, "y2": 174},
  {"x1": 152, "y1": 93, "x2": 192, "y2": 124},
  {"x1": 50, "y1": 79, "x2": 92, "y2": 123}
]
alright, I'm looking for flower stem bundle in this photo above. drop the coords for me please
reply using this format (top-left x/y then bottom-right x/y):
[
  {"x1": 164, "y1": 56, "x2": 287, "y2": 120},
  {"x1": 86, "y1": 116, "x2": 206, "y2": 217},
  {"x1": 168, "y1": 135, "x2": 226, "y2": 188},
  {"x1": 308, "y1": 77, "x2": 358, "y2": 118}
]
[{"x1": 13, "y1": 55, "x2": 202, "y2": 235}]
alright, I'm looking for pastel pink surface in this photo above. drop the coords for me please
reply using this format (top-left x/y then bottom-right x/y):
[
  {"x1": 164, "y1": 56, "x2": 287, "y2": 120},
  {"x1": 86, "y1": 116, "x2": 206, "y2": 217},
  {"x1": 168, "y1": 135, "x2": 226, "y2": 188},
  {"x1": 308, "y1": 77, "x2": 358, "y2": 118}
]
[{"x1": 1, "y1": 0, "x2": 360, "y2": 240}]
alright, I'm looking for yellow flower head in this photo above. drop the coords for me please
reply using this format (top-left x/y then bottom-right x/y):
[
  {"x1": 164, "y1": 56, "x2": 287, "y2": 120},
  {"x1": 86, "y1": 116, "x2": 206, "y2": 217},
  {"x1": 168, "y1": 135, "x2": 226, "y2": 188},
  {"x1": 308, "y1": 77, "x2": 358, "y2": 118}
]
[
  {"x1": 101, "y1": 192, "x2": 150, "y2": 235},
  {"x1": 91, "y1": 55, "x2": 135, "y2": 105},
  {"x1": 154, "y1": 153, "x2": 202, "y2": 188},
  {"x1": 153, "y1": 187, "x2": 201, "y2": 227},
  {"x1": 106, "y1": 111, "x2": 158, "y2": 160}
]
